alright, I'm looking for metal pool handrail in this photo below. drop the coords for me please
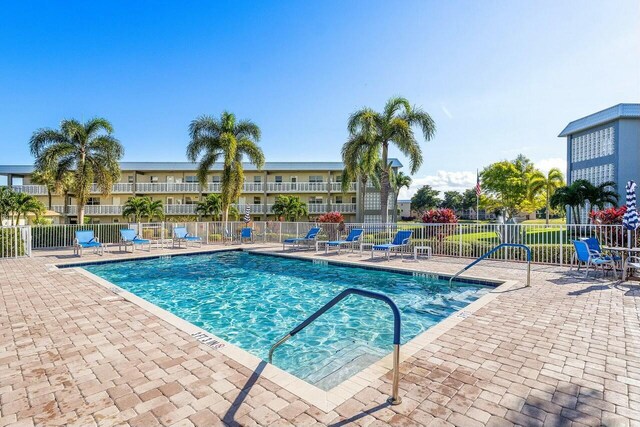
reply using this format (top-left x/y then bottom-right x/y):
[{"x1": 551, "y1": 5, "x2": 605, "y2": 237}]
[
  {"x1": 449, "y1": 243, "x2": 531, "y2": 287},
  {"x1": 268, "y1": 288, "x2": 403, "y2": 405}
]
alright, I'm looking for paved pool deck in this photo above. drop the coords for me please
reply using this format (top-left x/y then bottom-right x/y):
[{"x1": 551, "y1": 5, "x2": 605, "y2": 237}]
[{"x1": 1, "y1": 243, "x2": 639, "y2": 426}]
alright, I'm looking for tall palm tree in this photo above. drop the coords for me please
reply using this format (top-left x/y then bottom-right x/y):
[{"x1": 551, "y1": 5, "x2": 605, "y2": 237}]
[
  {"x1": 528, "y1": 168, "x2": 565, "y2": 224},
  {"x1": 122, "y1": 197, "x2": 148, "y2": 223},
  {"x1": 187, "y1": 112, "x2": 265, "y2": 224},
  {"x1": 195, "y1": 194, "x2": 223, "y2": 221},
  {"x1": 29, "y1": 118, "x2": 124, "y2": 224},
  {"x1": 341, "y1": 135, "x2": 379, "y2": 222},
  {"x1": 390, "y1": 170, "x2": 412, "y2": 221},
  {"x1": 30, "y1": 169, "x2": 57, "y2": 209},
  {"x1": 272, "y1": 195, "x2": 308, "y2": 221},
  {"x1": 145, "y1": 199, "x2": 164, "y2": 222},
  {"x1": 346, "y1": 97, "x2": 435, "y2": 222},
  {"x1": 12, "y1": 192, "x2": 44, "y2": 225},
  {"x1": 55, "y1": 171, "x2": 75, "y2": 223},
  {"x1": 0, "y1": 188, "x2": 17, "y2": 225}
]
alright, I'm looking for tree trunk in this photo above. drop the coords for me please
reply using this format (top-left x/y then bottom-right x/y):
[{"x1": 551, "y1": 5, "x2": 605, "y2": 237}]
[
  {"x1": 359, "y1": 177, "x2": 368, "y2": 223},
  {"x1": 47, "y1": 191, "x2": 52, "y2": 210},
  {"x1": 63, "y1": 192, "x2": 69, "y2": 224},
  {"x1": 380, "y1": 143, "x2": 390, "y2": 223},
  {"x1": 545, "y1": 188, "x2": 550, "y2": 225},
  {"x1": 77, "y1": 201, "x2": 85, "y2": 225}
]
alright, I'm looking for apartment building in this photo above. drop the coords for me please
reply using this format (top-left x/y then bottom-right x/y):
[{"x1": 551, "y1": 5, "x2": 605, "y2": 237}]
[
  {"x1": 0, "y1": 160, "x2": 402, "y2": 224},
  {"x1": 559, "y1": 103, "x2": 640, "y2": 222}
]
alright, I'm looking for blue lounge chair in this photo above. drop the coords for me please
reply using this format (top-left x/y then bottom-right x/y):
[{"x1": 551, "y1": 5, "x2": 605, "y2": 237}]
[
  {"x1": 581, "y1": 237, "x2": 622, "y2": 263},
  {"x1": 119, "y1": 229, "x2": 151, "y2": 252},
  {"x1": 173, "y1": 226, "x2": 203, "y2": 248},
  {"x1": 283, "y1": 227, "x2": 321, "y2": 250},
  {"x1": 240, "y1": 227, "x2": 253, "y2": 244},
  {"x1": 571, "y1": 240, "x2": 617, "y2": 279},
  {"x1": 371, "y1": 230, "x2": 413, "y2": 260},
  {"x1": 73, "y1": 230, "x2": 104, "y2": 257},
  {"x1": 320, "y1": 228, "x2": 364, "y2": 254}
]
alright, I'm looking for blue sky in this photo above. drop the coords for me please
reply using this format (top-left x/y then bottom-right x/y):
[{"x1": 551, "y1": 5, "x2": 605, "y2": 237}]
[{"x1": 1, "y1": 0, "x2": 638, "y2": 197}]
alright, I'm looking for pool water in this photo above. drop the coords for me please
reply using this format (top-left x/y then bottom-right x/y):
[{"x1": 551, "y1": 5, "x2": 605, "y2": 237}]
[{"x1": 84, "y1": 251, "x2": 491, "y2": 390}]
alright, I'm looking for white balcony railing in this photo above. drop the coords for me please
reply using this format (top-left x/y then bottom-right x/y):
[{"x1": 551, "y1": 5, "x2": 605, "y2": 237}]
[
  {"x1": 265, "y1": 182, "x2": 356, "y2": 193},
  {"x1": 332, "y1": 203, "x2": 357, "y2": 213},
  {"x1": 90, "y1": 183, "x2": 133, "y2": 193},
  {"x1": 136, "y1": 182, "x2": 202, "y2": 193},
  {"x1": 51, "y1": 205, "x2": 78, "y2": 215},
  {"x1": 11, "y1": 185, "x2": 49, "y2": 195},
  {"x1": 236, "y1": 204, "x2": 264, "y2": 214},
  {"x1": 164, "y1": 204, "x2": 197, "y2": 215}
]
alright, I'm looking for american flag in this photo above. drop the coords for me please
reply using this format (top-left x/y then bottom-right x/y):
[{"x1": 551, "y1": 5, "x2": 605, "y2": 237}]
[{"x1": 475, "y1": 172, "x2": 481, "y2": 197}]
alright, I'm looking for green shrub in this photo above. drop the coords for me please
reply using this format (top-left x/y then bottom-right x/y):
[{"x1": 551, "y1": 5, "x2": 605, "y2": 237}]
[{"x1": 0, "y1": 228, "x2": 25, "y2": 257}]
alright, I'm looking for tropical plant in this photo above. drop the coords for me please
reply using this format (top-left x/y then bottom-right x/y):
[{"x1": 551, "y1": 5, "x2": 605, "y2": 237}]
[
  {"x1": 390, "y1": 171, "x2": 412, "y2": 219},
  {"x1": 528, "y1": 168, "x2": 565, "y2": 224},
  {"x1": 421, "y1": 208, "x2": 458, "y2": 224},
  {"x1": 30, "y1": 168, "x2": 57, "y2": 209},
  {"x1": 122, "y1": 197, "x2": 149, "y2": 223},
  {"x1": 589, "y1": 205, "x2": 625, "y2": 224},
  {"x1": 145, "y1": 199, "x2": 164, "y2": 222},
  {"x1": 341, "y1": 135, "x2": 379, "y2": 222},
  {"x1": 55, "y1": 171, "x2": 75, "y2": 223},
  {"x1": 345, "y1": 96, "x2": 435, "y2": 222},
  {"x1": 29, "y1": 118, "x2": 124, "y2": 224},
  {"x1": 187, "y1": 112, "x2": 265, "y2": 223},
  {"x1": 317, "y1": 211, "x2": 344, "y2": 223},
  {"x1": 480, "y1": 156, "x2": 532, "y2": 219},
  {"x1": 271, "y1": 195, "x2": 308, "y2": 221},
  {"x1": 550, "y1": 180, "x2": 590, "y2": 224},
  {"x1": 195, "y1": 194, "x2": 223, "y2": 220},
  {"x1": 0, "y1": 187, "x2": 15, "y2": 224},
  {"x1": 584, "y1": 181, "x2": 619, "y2": 210}
]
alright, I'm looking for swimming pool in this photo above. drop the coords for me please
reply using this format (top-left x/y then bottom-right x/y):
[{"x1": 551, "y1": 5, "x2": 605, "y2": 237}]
[{"x1": 83, "y1": 251, "x2": 492, "y2": 390}]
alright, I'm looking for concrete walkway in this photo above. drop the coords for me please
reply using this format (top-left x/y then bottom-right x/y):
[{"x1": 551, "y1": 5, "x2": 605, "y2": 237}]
[{"x1": 1, "y1": 245, "x2": 639, "y2": 426}]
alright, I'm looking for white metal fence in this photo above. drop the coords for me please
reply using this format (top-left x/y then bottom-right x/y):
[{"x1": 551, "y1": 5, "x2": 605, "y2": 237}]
[
  {"x1": 4, "y1": 221, "x2": 639, "y2": 266},
  {"x1": 0, "y1": 226, "x2": 32, "y2": 258}
]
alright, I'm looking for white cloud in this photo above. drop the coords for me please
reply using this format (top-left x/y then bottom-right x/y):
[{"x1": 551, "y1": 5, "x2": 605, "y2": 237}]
[
  {"x1": 399, "y1": 170, "x2": 476, "y2": 199},
  {"x1": 536, "y1": 157, "x2": 566, "y2": 175}
]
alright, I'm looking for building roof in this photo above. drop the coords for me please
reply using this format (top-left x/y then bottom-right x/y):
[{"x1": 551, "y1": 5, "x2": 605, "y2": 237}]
[
  {"x1": 558, "y1": 103, "x2": 640, "y2": 137},
  {"x1": 0, "y1": 159, "x2": 404, "y2": 175}
]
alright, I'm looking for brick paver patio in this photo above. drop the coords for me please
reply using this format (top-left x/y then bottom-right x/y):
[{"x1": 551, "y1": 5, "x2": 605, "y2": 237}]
[{"x1": 1, "y1": 245, "x2": 639, "y2": 426}]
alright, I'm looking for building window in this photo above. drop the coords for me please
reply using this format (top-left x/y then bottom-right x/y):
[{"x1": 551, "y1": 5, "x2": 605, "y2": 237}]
[
  {"x1": 335, "y1": 195, "x2": 343, "y2": 204},
  {"x1": 309, "y1": 175, "x2": 323, "y2": 183},
  {"x1": 351, "y1": 196, "x2": 357, "y2": 204},
  {"x1": 334, "y1": 175, "x2": 342, "y2": 183},
  {"x1": 185, "y1": 175, "x2": 198, "y2": 183},
  {"x1": 211, "y1": 175, "x2": 220, "y2": 183},
  {"x1": 87, "y1": 197, "x2": 100, "y2": 206},
  {"x1": 571, "y1": 126, "x2": 615, "y2": 163},
  {"x1": 150, "y1": 176, "x2": 159, "y2": 183},
  {"x1": 253, "y1": 196, "x2": 261, "y2": 204},
  {"x1": 309, "y1": 196, "x2": 323, "y2": 204},
  {"x1": 185, "y1": 196, "x2": 198, "y2": 205},
  {"x1": 275, "y1": 176, "x2": 282, "y2": 183},
  {"x1": 128, "y1": 175, "x2": 134, "y2": 183},
  {"x1": 253, "y1": 176, "x2": 262, "y2": 183}
]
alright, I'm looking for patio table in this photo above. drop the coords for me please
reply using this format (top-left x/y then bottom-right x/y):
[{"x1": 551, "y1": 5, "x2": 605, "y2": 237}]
[{"x1": 602, "y1": 246, "x2": 640, "y2": 280}]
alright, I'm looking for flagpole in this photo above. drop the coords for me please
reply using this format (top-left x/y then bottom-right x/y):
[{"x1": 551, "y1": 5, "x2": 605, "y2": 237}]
[{"x1": 476, "y1": 169, "x2": 480, "y2": 224}]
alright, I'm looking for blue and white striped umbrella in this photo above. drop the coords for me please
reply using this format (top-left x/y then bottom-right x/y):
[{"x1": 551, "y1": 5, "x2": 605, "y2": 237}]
[
  {"x1": 623, "y1": 181, "x2": 639, "y2": 231},
  {"x1": 244, "y1": 205, "x2": 251, "y2": 223}
]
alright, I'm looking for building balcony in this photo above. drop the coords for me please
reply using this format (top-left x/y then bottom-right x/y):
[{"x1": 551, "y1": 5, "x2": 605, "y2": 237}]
[{"x1": 265, "y1": 182, "x2": 356, "y2": 193}]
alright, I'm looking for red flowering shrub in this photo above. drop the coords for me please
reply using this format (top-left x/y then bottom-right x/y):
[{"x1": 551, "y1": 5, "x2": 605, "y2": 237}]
[
  {"x1": 421, "y1": 208, "x2": 458, "y2": 224},
  {"x1": 589, "y1": 206, "x2": 626, "y2": 224},
  {"x1": 317, "y1": 211, "x2": 344, "y2": 223}
]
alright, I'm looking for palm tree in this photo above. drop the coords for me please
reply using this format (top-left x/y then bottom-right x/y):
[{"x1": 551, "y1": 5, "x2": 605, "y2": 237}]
[
  {"x1": 195, "y1": 194, "x2": 223, "y2": 221},
  {"x1": 346, "y1": 97, "x2": 435, "y2": 222},
  {"x1": 550, "y1": 180, "x2": 590, "y2": 224},
  {"x1": 55, "y1": 171, "x2": 75, "y2": 223},
  {"x1": 30, "y1": 169, "x2": 57, "y2": 209},
  {"x1": 29, "y1": 118, "x2": 124, "y2": 224},
  {"x1": 528, "y1": 168, "x2": 565, "y2": 224},
  {"x1": 12, "y1": 192, "x2": 45, "y2": 225},
  {"x1": 145, "y1": 199, "x2": 164, "y2": 222},
  {"x1": 271, "y1": 195, "x2": 308, "y2": 221},
  {"x1": 390, "y1": 170, "x2": 412, "y2": 221},
  {"x1": 341, "y1": 134, "x2": 380, "y2": 222},
  {"x1": 0, "y1": 188, "x2": 17, "y2": 225},
  {"x1": 122, "y1": 197, "x2": 148, "y2": 223},
  {"x1": 584, "y1": 181, "x2": 619, "y2": 211},
  {"x1": 187, "y1": 112, "x2": 265, "y2": 224}
]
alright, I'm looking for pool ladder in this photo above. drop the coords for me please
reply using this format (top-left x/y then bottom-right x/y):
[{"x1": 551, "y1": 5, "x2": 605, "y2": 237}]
[
  {"x1": 268, "y1": 288, "x2": 403, "y2": 405},
  {"x1": 449, "y1": 243, "x2": 531, "y2": 287}
]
